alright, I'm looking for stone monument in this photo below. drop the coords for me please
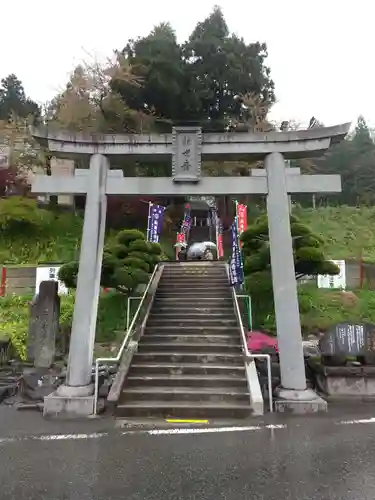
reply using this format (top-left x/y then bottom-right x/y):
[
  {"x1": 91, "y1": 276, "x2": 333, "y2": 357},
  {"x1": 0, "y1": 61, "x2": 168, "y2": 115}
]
[{"x1": 28, "y1": 280, "x2": 60, "y2": 368}]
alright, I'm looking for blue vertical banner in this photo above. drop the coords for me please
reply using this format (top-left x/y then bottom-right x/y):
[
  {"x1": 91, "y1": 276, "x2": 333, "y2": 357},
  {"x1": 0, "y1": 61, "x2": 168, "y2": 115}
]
[
  {"x1": 229, "y1": 217, "x2": 244, "y2": 286},
  {"x1": 181, "y1": 207, "x2": 192, "y2": 236},
  {"x1": 147, "y1": 203, "x2": 165, "y2": 243}
]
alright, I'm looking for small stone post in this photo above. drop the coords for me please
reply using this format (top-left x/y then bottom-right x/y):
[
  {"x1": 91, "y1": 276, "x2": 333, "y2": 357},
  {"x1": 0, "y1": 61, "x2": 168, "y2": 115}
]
[{"x1": 28, "y1": 280, "x2": 60, "y2": 368}]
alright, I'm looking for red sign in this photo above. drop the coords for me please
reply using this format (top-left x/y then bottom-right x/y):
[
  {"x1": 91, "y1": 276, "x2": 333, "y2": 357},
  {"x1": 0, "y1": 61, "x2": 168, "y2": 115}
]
[
  {"x1": 236, "y1": 204, "x2": 247, "y2": 247},
  {"x1": 176, "y1": 232, "x2": 185, "y2": 243},
  {"x1": 175, "y1": 232, "x2": 185, "y2": 259},
  {"x1": 177, "y1": 233, "x2": 184, "y2": 243},
  {"x1": 217, "y1": 234, "x2": 224, "y2": 258},
  {"x1": 0, "y1": 267, "x2": 6, "y2": 297}
]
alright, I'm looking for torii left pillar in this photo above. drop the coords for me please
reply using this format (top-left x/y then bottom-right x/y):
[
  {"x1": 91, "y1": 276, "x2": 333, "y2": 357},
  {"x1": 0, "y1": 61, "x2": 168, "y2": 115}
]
[{"x1": 44, "y1": 154, "x2": 109, "y2": 417}]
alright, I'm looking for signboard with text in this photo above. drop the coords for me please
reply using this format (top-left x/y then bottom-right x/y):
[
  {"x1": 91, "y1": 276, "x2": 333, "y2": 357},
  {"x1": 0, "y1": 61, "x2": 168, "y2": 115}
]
[
  {"x1": 35, "y1": 266, "x2": 68, "y2": 295},
  {"x1": 317, "y1": 260, "x2": 346, "y2": 289}
]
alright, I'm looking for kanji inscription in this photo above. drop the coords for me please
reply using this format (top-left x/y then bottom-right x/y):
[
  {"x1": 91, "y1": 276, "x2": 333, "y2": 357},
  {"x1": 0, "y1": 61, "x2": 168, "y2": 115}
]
[{"x1": 172, "y1": 127, "x2": 202, "y2": 182}]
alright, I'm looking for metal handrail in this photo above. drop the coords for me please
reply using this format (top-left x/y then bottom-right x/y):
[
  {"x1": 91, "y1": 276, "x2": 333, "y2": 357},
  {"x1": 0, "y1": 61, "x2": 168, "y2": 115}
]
[
  {"x1": 126, "y1": 296, "x2": 142, "y2": 330},
  {"x1": 236, "y1": 293, "x2": 253, "y2": 331},
  {"x1": 93, "y1": 264, "x2": 160, "y2": 415},
  {"x1": 226, "y1": 267, "x2": 273, "y2": 413}
]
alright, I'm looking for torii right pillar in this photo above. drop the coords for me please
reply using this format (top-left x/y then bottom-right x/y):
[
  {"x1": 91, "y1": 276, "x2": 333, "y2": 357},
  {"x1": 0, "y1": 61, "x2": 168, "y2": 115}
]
[{"x1": 265, "y1": 152, "x2": 326, "y2": 413}]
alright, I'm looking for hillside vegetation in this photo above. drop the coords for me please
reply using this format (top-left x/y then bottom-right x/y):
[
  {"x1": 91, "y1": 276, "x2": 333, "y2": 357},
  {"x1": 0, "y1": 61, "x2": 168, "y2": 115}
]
[
  {"x1": 295, "y1": 206, "x2": 375, "y2": 262},
  {"x1": 260, "y1": 286, "x2": 375, "y2": 334},
  {"x1": 0, "y1": 203, "x2": 374, "y2": 265},
  {"x1": 0, "y1": 197, "x2": 175, "y2": 265}
]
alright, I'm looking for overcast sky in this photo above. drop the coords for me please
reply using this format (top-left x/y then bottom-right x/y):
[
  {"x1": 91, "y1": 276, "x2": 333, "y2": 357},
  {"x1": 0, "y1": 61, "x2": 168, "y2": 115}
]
[{"x1": 1, "y1": 0, "x2": 373, "y2": 129}]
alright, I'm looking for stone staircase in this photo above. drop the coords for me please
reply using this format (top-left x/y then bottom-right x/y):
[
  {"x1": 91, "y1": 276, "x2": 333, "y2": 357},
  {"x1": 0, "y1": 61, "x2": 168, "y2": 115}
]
[{"x1": 116, "y1": 262, "x2": 251, "y2": 419}]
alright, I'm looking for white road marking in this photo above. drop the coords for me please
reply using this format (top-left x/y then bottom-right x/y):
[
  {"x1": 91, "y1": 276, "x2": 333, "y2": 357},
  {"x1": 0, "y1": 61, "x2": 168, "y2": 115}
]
[
  {"x1": 0, "y1": 423, "x2": 288, "y2": 445},
  {"x1": 143, "y1": 426, "x2": 262, "y2": 435},
  {"x1": 0, "y1": 437, "x2": 17, "y2": 444},
  {"x1": 35, "y1": 432, "x2": 108, "y2": 441},
  {"x1": 337, "y1": 417, "x2": 375, "y2": 425},
  {"x1": 0, "y1": 432, "x2": 108, "y2": 445},
  {"x1": 122, "y1": 423, "x2": 287, "y2": 436}
]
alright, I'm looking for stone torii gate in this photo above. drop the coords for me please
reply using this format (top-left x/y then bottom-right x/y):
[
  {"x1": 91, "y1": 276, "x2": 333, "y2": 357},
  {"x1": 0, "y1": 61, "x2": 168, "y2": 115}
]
[{"x1": 31, "y1": 124, "x2": 350, "y2": 417}]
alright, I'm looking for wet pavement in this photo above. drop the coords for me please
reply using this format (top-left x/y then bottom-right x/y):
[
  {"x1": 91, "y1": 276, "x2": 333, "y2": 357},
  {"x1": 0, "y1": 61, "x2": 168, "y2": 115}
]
[{"x1": 1, "y1": 406, "x2": 375, "y2": 499}]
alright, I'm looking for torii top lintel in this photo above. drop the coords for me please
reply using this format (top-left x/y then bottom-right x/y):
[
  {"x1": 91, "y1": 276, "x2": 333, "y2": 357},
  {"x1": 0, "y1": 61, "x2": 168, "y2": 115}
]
[{"x1": 31, "y1": 123, "x2": 351, "y2": 162}]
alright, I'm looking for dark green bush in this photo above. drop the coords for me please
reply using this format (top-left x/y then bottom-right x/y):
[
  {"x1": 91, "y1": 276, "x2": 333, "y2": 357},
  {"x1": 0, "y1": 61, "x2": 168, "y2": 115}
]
[{"x1": 59, "y1": 229, "x2": 162, "y2": 295}]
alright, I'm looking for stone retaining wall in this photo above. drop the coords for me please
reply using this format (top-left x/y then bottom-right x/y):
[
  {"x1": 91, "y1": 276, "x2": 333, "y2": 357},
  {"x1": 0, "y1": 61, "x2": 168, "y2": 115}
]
[
  {"x1": 0, "y1": 260, "x2": 374, "y2": 297},
  {"x1": 0, "y1": 265, "x2": 64, "y2": 296}
]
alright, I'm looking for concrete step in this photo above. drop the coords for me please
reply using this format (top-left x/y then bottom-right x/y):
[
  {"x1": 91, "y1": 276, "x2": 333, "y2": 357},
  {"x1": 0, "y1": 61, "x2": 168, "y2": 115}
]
[
  {"x1": 151, "y1": 307, "x2": 235, "y2": 314},
  {"x1": 149, "y1": 311, "x2": 236, "y2": 318},
  {"x1": 160, "y1": 274, "x2": 228, "y2": 279},
  {"x1": 158, "y1": 279, "x2": 230, "y2": 290},
  {"x1": 133, "y1": 352, "x2": 244, "y2": 364},
  {"x1": 161, "y1": 273, "x2": 227, "y2": 279},
  {"x1": 159, "y1": 277, "x2": 228, "y2": 282},
  {"x1": 156, "y1": 285, "x2": 230, "y2": 292},
  {"x1": 129, "y1": 363, "x2": 246, "y2": 376},
  {"x1": 138, "y1": 342, "x2": 242, "y2": 354},
  {"x1": 153, "y1": 297, "x2": 233, "y2": 304},
  {"x1": 126, "y1": 374, "x2": 247, "y2": 387},
  {"x1": 146, "y1": 318, "x2": 238, "y2": 327},
  {"x1": 115, "y1": 401, "x2": 251, "y2": 418},
  {"x1": 161, "y1": 275, "x2": 227, "y2": 279},
  {"x1": 161, "y1": 270, "x2": 228, "y2": 280},
  {"x1": 156, "y1": 289, "x2": 230, "y2": 295},
  {"x1": 155, "y1": 291, "x2": 231, "y2": 298},
  {"x1": 141, "y1": 334, "x2": 241, "y2": 345},
  {"x1": 143, "y1": 330, "x2": 240, "y2": 339},
  {"x1": 162, "y1": 267, "x2": 226, "y2": 272},
  {"x1": 121, "y1": 386, "x2": 249, "y2": 403},
  {"x1": 144, "y1": 326, "x2": 241, "y2": 335},
  {"x1": 157, "y1": 284, "x2": 229, "y2": 290}
]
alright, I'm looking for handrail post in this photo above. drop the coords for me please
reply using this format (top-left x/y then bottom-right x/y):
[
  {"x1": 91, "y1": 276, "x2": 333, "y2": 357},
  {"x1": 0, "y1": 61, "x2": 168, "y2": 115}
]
[
  {"x1": 236, "y1": 293, "x2": 252, "y2": 332},
  {"x1": 247, "y1": 354, "x2": 273, "y2": 413},
  {"x1": 228, "y1": 276, "x2": 272, "y2": 414},
  {"x1": 126, "y1": 296, "x2": 142, "y2": 330}
]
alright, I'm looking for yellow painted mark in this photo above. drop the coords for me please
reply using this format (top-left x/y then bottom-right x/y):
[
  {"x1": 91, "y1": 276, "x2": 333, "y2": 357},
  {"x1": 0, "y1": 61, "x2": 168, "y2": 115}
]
[{"x1": 166, "y1": 419, "x2": 209, "y2": 424}]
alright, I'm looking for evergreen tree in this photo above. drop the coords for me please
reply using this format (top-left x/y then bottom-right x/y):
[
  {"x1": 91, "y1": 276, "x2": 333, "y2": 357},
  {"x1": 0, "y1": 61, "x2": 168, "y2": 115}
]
[{"x1": 0, "y1": 74, "x2": 40, "y2": 120}]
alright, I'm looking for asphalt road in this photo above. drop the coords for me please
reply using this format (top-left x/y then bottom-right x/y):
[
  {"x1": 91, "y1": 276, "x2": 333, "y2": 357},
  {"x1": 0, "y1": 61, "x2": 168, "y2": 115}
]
[{"x1": 1, "y1": 409, "x2": 375, "y2": 499}]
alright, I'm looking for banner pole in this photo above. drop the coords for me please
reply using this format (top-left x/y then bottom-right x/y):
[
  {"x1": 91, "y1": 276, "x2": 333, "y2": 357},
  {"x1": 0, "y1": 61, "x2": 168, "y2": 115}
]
[
  {"x1": 215, "y1": 216, "x2": 219, "y2": 260},
  {"x1": 146, "y1": 202, "x2": 152, "y2": 242}
]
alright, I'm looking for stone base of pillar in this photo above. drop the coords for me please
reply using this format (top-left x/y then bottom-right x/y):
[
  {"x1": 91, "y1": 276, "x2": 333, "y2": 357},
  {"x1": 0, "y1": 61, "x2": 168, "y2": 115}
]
[
  {"x1": 274, "y1": 387, "x2": 328, "y2": 414},
  {"x1": 43, "y1": 384, "x2": 95, "y2": 418}
]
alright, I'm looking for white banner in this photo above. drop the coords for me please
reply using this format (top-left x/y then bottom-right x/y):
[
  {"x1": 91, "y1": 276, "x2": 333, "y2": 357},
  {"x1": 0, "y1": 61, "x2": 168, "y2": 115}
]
[
  {"x1": 35, "y1": 266, "x2": 68, "y2": 295},
  {"x1": 317, "y1": 260, "x2": 346, "y2": 290}
]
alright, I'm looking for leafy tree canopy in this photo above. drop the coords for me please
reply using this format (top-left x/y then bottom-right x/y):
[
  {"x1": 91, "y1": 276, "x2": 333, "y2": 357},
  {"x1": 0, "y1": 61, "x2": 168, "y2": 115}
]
[
  {"x1": 111, "y1": 6, "x2": 275, "y2": 132},
  {"x1": 241, "y1": 214, "x2": 340, "y2": 330},
  {"x1": 241, "y1": 214, "x2": 340, "y2": 280},
  {"x1": 45, "y1": 58, "x2": 150, "y2": 134},
  {"x1": 58, "y1": 229, "x2": 162, "y2": 294}
]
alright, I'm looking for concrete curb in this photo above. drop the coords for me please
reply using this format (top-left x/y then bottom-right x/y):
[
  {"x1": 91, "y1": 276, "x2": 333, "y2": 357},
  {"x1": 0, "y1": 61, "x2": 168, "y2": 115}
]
[{"x1": 246, "y1": 360, "x2": 264, "y2": 416}]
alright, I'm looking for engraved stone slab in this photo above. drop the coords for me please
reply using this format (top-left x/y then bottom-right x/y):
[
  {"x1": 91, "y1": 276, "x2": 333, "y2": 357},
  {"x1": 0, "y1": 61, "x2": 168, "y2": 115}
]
[
  {"x1": 28, "y1": 281, "x2": 60, "y2": 368},
  {"x1": 172, "y1": 127, "x2": 202, "y2": 182}
]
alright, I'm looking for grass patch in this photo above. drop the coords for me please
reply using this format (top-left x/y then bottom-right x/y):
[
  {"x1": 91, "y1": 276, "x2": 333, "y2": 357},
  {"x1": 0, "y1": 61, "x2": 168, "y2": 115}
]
[
  {"x1": 252, "y1": 284, "x2": 375, "y2": 334},
  {"x1": 299, "y1": 286, "x2": 375, "y2": 332},
  {"x1": 0, "y1": 290, "x2": 134, "y2": 359}
]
